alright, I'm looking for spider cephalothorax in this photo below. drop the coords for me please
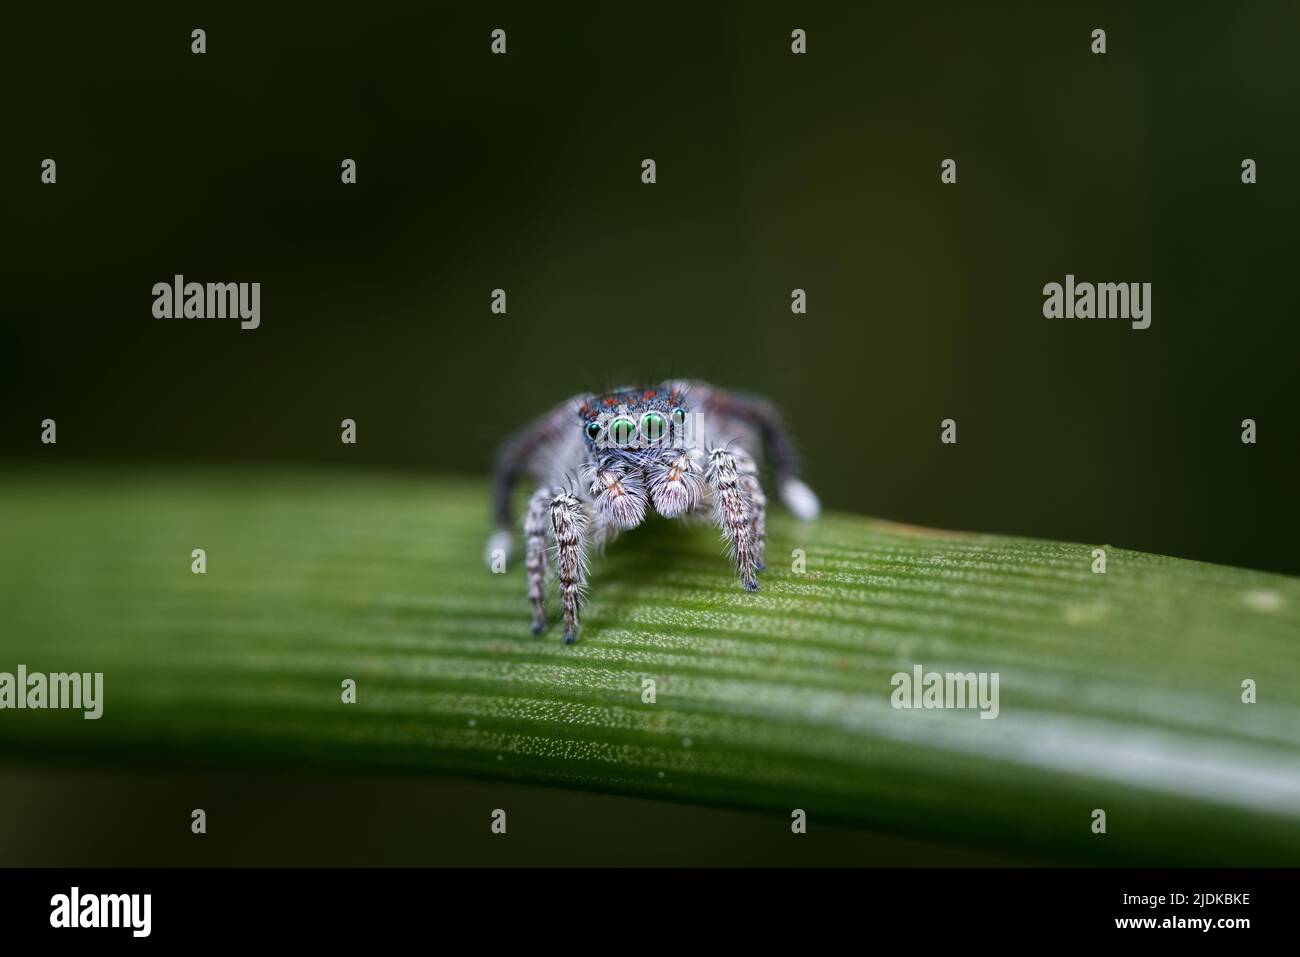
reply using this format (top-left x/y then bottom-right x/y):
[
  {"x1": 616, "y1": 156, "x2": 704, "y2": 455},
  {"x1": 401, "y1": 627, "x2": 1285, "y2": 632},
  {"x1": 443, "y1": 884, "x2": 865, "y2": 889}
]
[{"x1": 486, "y1": 380, "x2": 820, "y2": 643}]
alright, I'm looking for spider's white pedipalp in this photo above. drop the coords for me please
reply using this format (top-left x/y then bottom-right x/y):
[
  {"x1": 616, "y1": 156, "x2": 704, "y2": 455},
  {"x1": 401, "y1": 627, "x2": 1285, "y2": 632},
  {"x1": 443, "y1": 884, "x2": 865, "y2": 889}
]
[
  {"x1": 587, "y1": 455, "x2": 648, "y2": 530},
  {"x1": 645, "y1": 449, "x2": 704, "y2": 518}
]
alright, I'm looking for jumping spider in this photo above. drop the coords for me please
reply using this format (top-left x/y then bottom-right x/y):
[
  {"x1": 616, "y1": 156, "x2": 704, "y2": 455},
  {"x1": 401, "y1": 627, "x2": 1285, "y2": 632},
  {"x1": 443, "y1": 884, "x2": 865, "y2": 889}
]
[{"x1": 485, "y1": 380, "x2": 820, "y2": 643}]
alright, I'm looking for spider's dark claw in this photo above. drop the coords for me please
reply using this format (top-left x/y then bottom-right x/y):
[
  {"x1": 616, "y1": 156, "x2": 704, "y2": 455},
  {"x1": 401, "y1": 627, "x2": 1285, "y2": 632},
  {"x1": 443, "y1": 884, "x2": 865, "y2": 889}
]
[
  {"x1": 742, "y1": 578, "x2": 760, "y2": 592},
  {"x1": 531, "y1": 621, "x2": 546, "y2": 636},
  {"x1": 563, "y1": 629, "x2": 579, "y2": 645}
]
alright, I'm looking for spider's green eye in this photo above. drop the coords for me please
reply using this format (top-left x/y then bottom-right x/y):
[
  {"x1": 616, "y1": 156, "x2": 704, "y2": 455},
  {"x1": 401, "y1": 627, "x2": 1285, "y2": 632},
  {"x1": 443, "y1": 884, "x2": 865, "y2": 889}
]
[
  {"x1": 585, "y1": 421, "x2": 602, "y2": 440},
  {"x1": 640, "y1": 411, "x2": 667, "y2": 443},
  {"x1": 610, "y1": 416, "x2": 637, "y2": 446},
  {"x1": 670, "y1": 407, "x2": 687, "y2": 425}
]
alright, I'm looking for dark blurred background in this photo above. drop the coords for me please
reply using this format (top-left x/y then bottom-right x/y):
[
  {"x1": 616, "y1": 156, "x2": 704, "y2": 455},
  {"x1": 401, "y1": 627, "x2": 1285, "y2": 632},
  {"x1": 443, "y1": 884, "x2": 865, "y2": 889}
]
[
  {"x1": 1, "y1": 0, "x2": 1298, "y2": 866},
  {"x1": 3, "y1": 0, "x2": 1298, "y2": 572}
]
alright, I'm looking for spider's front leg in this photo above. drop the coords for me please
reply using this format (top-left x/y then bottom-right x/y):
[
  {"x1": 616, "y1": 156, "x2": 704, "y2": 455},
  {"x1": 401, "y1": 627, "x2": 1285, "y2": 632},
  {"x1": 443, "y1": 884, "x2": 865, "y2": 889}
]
[
  {"x1": 706, "y1": 448, "x2": 760, "y2": 591},
  {"x1": 523, "y1": 487, "x2": 551, "y2": 634},
  {"x1": 549, "y1": 490, "x2": 588, "y2": 643},
  {"x1": 733, "y1": 447, "x2": 766, "y2": 571}
]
